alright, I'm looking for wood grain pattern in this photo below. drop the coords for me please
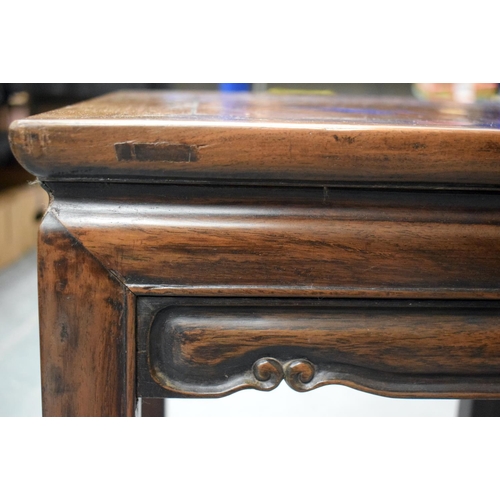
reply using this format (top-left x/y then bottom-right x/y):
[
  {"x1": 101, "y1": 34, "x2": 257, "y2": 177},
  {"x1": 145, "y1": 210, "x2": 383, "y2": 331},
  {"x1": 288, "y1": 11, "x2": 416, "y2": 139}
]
[
  {"x1": 9, "y1": 91, "x2": 500, "y2": 187},
  {"x1": 13, "y1": 91, "x2": 500, "y2": 413},
  {"x1": 47, "y1": 182, "x2": 500, "y2": 299},
  {"x1": 157, "y1": 306, "x2": 500, "y2": 374},
  {"x1": 38, "y1": 212, "x2": 135, "y2": 416},
  {"x1": 137, "y1": 297, "x2": 500, "y2": 399}
]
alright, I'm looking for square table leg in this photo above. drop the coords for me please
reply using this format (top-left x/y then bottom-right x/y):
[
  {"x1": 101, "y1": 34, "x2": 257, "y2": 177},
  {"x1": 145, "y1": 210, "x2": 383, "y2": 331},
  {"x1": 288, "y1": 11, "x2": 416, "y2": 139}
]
[{"x1": 37, "y1": 213, "x2": 136, "y2": 416}]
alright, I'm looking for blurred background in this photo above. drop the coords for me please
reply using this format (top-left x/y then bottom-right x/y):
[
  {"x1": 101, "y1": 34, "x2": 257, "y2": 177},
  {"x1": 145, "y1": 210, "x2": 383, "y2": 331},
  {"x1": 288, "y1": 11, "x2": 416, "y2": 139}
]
[{"x1": 1, "y1": 83, "x2": 499, "y2": 417}]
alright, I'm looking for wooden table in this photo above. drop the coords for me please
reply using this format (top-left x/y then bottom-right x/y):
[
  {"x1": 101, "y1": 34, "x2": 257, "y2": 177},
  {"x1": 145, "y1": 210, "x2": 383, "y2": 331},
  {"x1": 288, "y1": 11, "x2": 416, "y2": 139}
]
[{"x1": 9, "y1": 91, "x2": 500, "y2": 416}]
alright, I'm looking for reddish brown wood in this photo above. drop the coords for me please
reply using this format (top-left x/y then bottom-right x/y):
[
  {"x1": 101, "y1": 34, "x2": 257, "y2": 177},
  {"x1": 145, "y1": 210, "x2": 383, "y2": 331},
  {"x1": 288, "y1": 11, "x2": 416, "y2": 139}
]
[
  {"x1": 158, "y1": 306, "x2": 500, "y2": 374},
  {"x1": 48, "y1": 182, "x2": 500, "y2": 299},
  {"x1": 38, "y1": 212, "x2": 135, "y2": 416},
  {"x1": 9, "y1": 91, "x2": 500, "y2": 415},
  {"x1": 138, "y1": 298, "x2": 500, "y2": 399},
  {"x1": 9, "y1": 91, "x2": 500, "y2": 187}
]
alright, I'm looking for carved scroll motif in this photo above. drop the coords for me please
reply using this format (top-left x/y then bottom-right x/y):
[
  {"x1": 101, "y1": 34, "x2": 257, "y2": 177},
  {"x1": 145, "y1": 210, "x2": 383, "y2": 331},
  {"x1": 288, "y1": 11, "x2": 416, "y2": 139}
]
[{"x1": 252, "y1": 358, "x2": 316, "y2": 392}]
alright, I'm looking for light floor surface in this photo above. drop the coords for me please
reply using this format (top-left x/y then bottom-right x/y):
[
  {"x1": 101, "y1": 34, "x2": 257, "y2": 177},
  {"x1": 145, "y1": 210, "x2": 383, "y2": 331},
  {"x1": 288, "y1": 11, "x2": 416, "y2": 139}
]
[{"x1": 0, "y1": 252, "x2": 459, "y2": 417}]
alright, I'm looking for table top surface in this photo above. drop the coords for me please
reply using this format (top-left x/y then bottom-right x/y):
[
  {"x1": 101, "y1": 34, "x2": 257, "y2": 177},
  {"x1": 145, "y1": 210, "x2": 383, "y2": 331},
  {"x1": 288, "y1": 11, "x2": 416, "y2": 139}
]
[
  {"x1": 9, "y1": 91, "x2": 500, "y2": 186},
  {"x1": 12, "y1": 90, "x2": 500, "y2": 128}
]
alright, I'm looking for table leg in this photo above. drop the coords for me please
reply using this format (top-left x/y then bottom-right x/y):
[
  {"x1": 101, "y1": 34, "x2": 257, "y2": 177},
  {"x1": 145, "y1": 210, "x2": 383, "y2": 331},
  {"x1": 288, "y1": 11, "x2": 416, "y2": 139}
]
[
  {"x1": 458, "y1": 400, "x2": 500, "y2": 417},
  {"x1": 38, "y1": 212, "x2": 136, "y2": 416},
  {"x1": 140, "y1": 398, "x2": 166, "y2": 417}
]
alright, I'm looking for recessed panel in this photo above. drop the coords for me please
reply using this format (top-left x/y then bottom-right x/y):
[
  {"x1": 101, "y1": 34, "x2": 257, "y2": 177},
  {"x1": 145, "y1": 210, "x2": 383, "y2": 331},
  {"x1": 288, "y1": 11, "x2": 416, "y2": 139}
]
[{"x1": 137, "y1": 298, "x2": 500, "y2": 399}]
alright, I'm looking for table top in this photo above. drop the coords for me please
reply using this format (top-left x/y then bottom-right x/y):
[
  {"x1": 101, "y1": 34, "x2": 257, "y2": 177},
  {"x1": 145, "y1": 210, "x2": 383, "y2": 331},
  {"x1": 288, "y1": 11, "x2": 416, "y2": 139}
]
[{"x1": 9, "y1": 91, "x2": 500, "y2": 187}]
